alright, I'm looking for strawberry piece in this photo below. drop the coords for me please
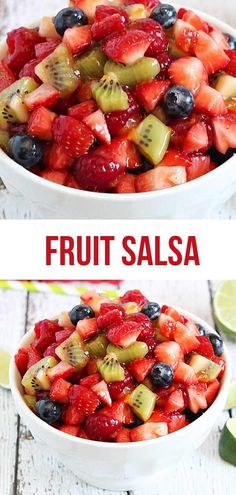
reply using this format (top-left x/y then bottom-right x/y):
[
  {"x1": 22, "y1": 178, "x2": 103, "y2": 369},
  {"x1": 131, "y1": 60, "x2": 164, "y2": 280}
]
[
  {"x1": 46, "y1": 143, "x2": 72, "y2": 171},
  {"x1": 159, "y1": 147, "x2": 191, "y2": 167},
  {"x1": 70, "y1": 0, "x2": 111, "y2": 20},
  {"x1": 47, "y1": 361, "x2": 75, "y2": 381},
  {"x1": 15, "y1": 348, "x2": 29, "y2": 375},
  {"x1": 105, "y1": 90, "x2": 140, "y2": 137},
  {"x1": 77, "y1": 80, "x2": 96, "y2": 102},
  {"x1": 92, "y1": 380, "x2": 112, "y2": 406},
  {"x1": 58, "y1": 425, "x2": 80, "y2": 436},
  {"x1": 68, "y1": 100, "x2": 97, "y2": 120},
  {"x1": 6, "y1": 27, "x2": 43, "y2": 73},
  {"x1": 78, "y1": 428, "x2": 89, "y2": 439},
  {"x1": 206, "y1": 379, "x2": 220, "y2": 405},
  {"x1": 195, "y1": 85, "x2": 226, "y2": 116},
  {"x1": 103, "y1": 30, "x2": 152, "y2": 65},
  {"x1": 69, "y1": 384, "x2": 100, "y2": 415},
  {"x1": 19, "y1": 58, "x2": 41, "y2": 82},
  {"x1": 209, "y1": 27, "x2": 230, "y2": 50},
  {"x1": 53, "y1": 115, "x2": 94, "y2": 158},
  {"x1": 108, "y1": 367, "x2": 135, "y2": 400},
  {"x1": 129, "y1": 18, "x2": 168, "y2": 57},
  {"x1": 186, "y1": 154, "x2": 212, "y2": 181},
  {"x1": 124, "y1": 140, "x2": 142, "y2": 170},
  {"x1": 196, "y1": 336, "x2": 214, "y2": 359},
  {"x1": 101, "y1": 400, "x2": 134, "y2": 424},
  {"x1": 97, "y1": 309, "x2": 123, "y2": 329},
  {"x1": 83, "y1": 109, "x2": 111, "y2": 144},
  {"x1": 194, "y1": 31, "x2": 230, "y2": 74},
  {"x1": 76, "y1": 318, "x2": 98, "y2": 341},
  {"x1": 168, "y1": 413, "x2": 188, "y2": 433},
  {"x1": 174, "y1": 19, "x2": 198, "y2": 54},
  {"x1": 27, "y1": 344, "x2": 42, "y2": 369},
  {"x1": 106, "y1": 321, "x2": 141, "y2": 347},
  {"x1": 95, "y1": 5, "x2": 129, "y2": 23},
  {"x1": 63, "y1": 404, "x2": 85, "y2": 425},
  {"x1": 72, "y1": 137, "x2": 128, "y2": 192},
  {"x1": 173, "y1": 322, "x2": 199, "y2": 354},
  {"x1": 165, "y1": 389, "x2": 185, "y2": 413},
  {"x1": 157, "y1": 51, "x2": 172, "y2": 77},
  {"x1": 145, "y1": 336, "x2": 159, "y2": 358},
  {"x1": 115, "y1": 174, "x2": 136, "y2": 193},
  {"x1": 181, "y1": 10, "x2": 209, "y2": 32},
  {"x1": 130, "y1": 422, "x2": 168, "y2": 441},
  {"x1": 100, "y1": 303, "x2": 125, "y2": 317},
  {"x1": 211, "y1": 115, "x2": 236, "y2": 154},
  {"x1": 128, "y1": 358, "x2": 155, "y2": 382},
  {"x1": 43, "y1": 342, "x2": 58, "y2": 359},
  {"x1": 158, "y1": 313, "x2": 176, "y2": 339},
  {"x1": 92, "y1": 14, "x2": 126, "y2": 41},
  {"x1": 35, "y1": 40, "x2": 60, "y2": 59},
  {"x1": 126, "y1": 313, "x2": 154, "y2": 340},
  {"x1": 174, "y1": 361, "x2": 197, "y2": 385},
  {"x1": 28, "y1": 107, "x2": 56, "y2": 141},
  {"x1": 81, "y1": 290, "x2": 109, "y2": 313},
  {"x1": 134, "y1": 80, "x2": 170, "y2": 111},
  {"x1": 24, "y1": 84, "x2": 60, "y2": 111},
  {"x1": 34, "y1": 319, "x2": 60, "y2": 353},
  {"x1": 115, "y1": 427, "x2": 131, "y2": 442},
  {"x1": 148, "y1": 409, "x2": 169, "y2": 423},
  {"x1": 80, "y1": 372, "x2": 101, "y2": 388},
  {"x1": 135, "y1": 166, "x2": 187, "y2": 192},
  {"x1": 121, "y1": 289, "x2": 148, "y2": 306},
  {"x1": 50, "y1": 378, "x2": 71, "y2": 403},
  {"x1": 212, "y1": 356, "x2": 226, "y2": 379},
  {"x1": 84, "y1": 413, "x2": 122, "y2": 441},
  {"x1": 225, "y1": 50, "x2": 236, "y2": 77},
  {"x1": 0, "y1": 61, "x2": 15, "y2": 92},
  {"x1": 182, "y1": 122, "x2": 209, "y2": 153},
  {"x1": 154, "y1": 341, "x2": 183, "y2": 368},
  {"x1": 63, "y1": 25, "x2": 92, "y2": 55},
  {"x1": 65, "y1": 174, "x2": 81, "y2": 189},
  {"x1": 187, "y1": 383, "x2": 207, "y2": 413},
  {"x1": 168, "y1": 57, "x2": 207, "y2": 95}
]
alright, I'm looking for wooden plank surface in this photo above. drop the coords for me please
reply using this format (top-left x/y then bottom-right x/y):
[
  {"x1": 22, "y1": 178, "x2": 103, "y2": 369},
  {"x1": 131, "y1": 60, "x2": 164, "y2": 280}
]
[{"x1": 0, "y1": 280, "x2": 235, "y2": 495}]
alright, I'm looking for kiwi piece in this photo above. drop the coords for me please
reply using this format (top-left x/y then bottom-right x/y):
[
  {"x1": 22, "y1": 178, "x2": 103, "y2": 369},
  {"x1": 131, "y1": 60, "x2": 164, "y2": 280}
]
[
  {"x1": 188, "y1": 354, "x2": 222, "y2": 382},
  {"x1": 0, "y1": 129, "x2": 10, "y2": 152},
  {"x1": 74, "y1": 47, "x2": 107, "y2": 80},
  {"x1": 214, "y1": 74, "x2": 236, "y2": 99},
  {"x1": 23, "y1": 394, "x2": 37, "y2": 411},
  {"x1": 55, "y1": 331, "x2": 89, "y2": 370},
  {"x1": 130, "y1": 114, "x2": 171, "y2": 165},
  {"x1": 0, "y1": 77, "x2": 38, "y2": 128},
  {"x1": 104, "y1": 58, "x2": 160, "y2": 87},
  {"x1": 85, "y1": 334, "x2": 108, "y2": 358},
  {"x1": 92, "y1": 73, "x2": 129, "y2": 112},
  {"x1": 97, "y1": 354, "x2": 125, "y2": 382},
  {"x1": 22, "y1": 357, "x2": 58, "y2": 394},
  {"x1": 35, "y1": 44, "x2": 79, "y2": 97},
  {"x1": 127, "y1": 384, "x2": 156, "y2": 421},
  {"x1": 107, "y1": 342, "x2": 148, "y2": 364}
]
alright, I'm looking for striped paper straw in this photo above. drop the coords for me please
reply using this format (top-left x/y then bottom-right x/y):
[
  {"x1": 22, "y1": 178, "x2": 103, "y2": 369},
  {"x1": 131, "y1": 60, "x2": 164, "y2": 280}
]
[{"x1": 0, "y1": 280, "x2": 119, "y2": 298}]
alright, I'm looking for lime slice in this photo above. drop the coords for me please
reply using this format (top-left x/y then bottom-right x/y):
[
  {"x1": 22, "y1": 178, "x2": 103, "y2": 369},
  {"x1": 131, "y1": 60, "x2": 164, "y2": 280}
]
[
  {"x1": 0, "y1": 348, "x2": 11, "y2": 389},
  {"x1": 213, "y1": 280, "x2": 236, "y2": 338},
  {"x1": 219, "y1": 418, "x2": 236, "y2": 466},
  {"x1": 224, "y1": 379, "x2": 236, "y2": 410}
]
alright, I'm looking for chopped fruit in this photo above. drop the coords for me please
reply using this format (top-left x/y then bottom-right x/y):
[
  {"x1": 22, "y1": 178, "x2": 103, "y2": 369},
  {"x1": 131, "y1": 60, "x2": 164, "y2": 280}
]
[
  {"x1": 168, "y1": 57, "x2": 206, "y2": 95},
  {"x1": 34, "y1": 319, "x2": 60, "y2": 353},
  {"x1": 47, "y1": 361, "x2": 75, "y2": 381},
  {"x1": 105, "y1": 90, "x2": 140, "y2": 136},
  {"x1": 108, "y1": 367, "x2": 135, "y2": 400},
  {"x1": 193, "y1": 31, "x2": 230, "y2": 74},
  {"x1": 121, "y1": 290, "x2": 148, "y2": 307},
  {"x1": 91, "y1": 14, "x2": 126, "y2": 41},
  {"x1": 211, "y1": 115, "x2": 236, "y2": 154},
  {"x1": 186, "y1": 154, "x2": 212, "y2": 181},
  {"x1": 195, "y1": 85, "x2": 226, "y2": 116},
  {"x1": 196, "y1": 335, "x2": 214, "y2": 359},
  {"x1": 55, "y1": 328, "x2": 73, "y2": 344},
  {"x1": 187, "y1": 383, "x2": 208, "y2": 413},
  {"x1": 168, "y1": 413, "x2": 188, "y2": 433},
  {"x1": 165, "y1": 389, "x2": 185, "y2": 413},
  {"x1": 205, "y1": 379, "x2": 220, "y2": 405},
  {"x1": 115, "y1": 174, "x2": 136, "y2": 193},
  {"x1": 100, "y1": 303, "x2": 125, "y2": 317},
  {"x1": 134, "y1": 80, "x2": 170, "y2": 111},
  {"x1": 174, "y1": 361, "x2": 197, "y2": 385},
  {"x1": 129, "y1": 18, "x2": 168, "y2": 57},
  {"x1": 97, "y1": 354, "x2": 125, "y2": 382},
  {"x1": 106, "y1": 321, "x2": 141, "y2": 348},
  {"x1": 27, "y1": 344, "x2": 42, "y2": 369},
  {"x1": 92, "y1": 380, "x2": 112, "y2": 405},
  {"x1": 35, "y1": 40, "x2": 60, "y2": 59},
  {"x1": 83, "y1": 109, "x2": 111, "y2": 144},
  {"x1": 68, "y1": 100, "x2": 97, "y2": 120},
  {"x1": 129, "y1": 358, "x2": 156, "y2": 382},
  {"x1": 181, "y1": 10, "x2": 209, "y2": 32},
  {"x1": 40, "y1": 169, "x2": 68, "y2": 185},
  {"x1": 126, "y1": 4, "x2": 148, "y2": 21},
  {"x1": 135, "y1": 166, "x2": 186, "y2": 192},
  {"x1": 188, "y1": 354, "x2": 222, "y2": 382},
  {"x1": 130, "y1": 422, "x2": 168, "y2": 441},
  {"x1": 115, "y1": 427, "x2": 131, "y2": 442},
  {"x1": 28, "y1": 107, "x2": 56, "y2": 141},
  {"x1": 63, "y1": 404, "x2": 85, "y2": 425},
  {"x1": 50, "y1": 378, "x2": 71, "y2": 403},
  {"x1": 209, "y1": 27, "x2": 230, "y2": 50},
  {"x1": 182, "y1": 122, "x2": 209, "y2": 153},
  {"x1": 107, "y1": 341, "x2": 148, "y2": 363},
  {"x1": 76, "y1": 317, "x2": 98, "y2": 341},
  {"x1": 63, "y1": 25, "x2": 92, "y2": 55},
  {"x1": 39, "y1": 17, "x2": 62, "y2": 40},
  {"x1": 46, "y1": 143, "x2": 72, "y2": 170},
  {"x1": 84, "y1": 413, "x2": 122, "y2": 441},
  {"x1": 69, "y1": 384, "x2": 100, "y2": 415},
  {"x1": 80, "y1": 372, "x2": 101, "y2": 388},
  {"x1": 53, "y1": 115, "x2": 94, "y2": 158},
  {"x1": 55, "y1": 331, "x2": 89, "y2": 370},
  {"x1": 173, "y1": 19, "x2": 198, "y2": 54},
  {"x1": 215, "y1": 74, "x2": 236, "y2": 100},
  {"x1": 6, "y1": 27, "x2": 43, "y2": 73},
  {"x1": 130, "y1": 114, "x2": 171, "y2": 165},
  {"x1": 225, "y1": 50, "x2": 236, "y2": 77},
  {"x1": 104, "y1": 57, "x2": 160, "y2": 86},
  {"x1": 127, "y1": 384, "x2": 156, "y2": 421},
  {"x1": 15, "y1": 348, "x2": 29, "y2": 375},
  {"x1": 0, "y1": 61, "x2": 15, "y2": 92},
  {"x1": 92, "y1": 73, "x2": 129, "y2": 112},
  {"x1": 154, "y1": 341, "x2": 182, "y2": 368},
  {"x1": 95, "y1": 5, "x2": 129, "y2": 23},
  {"x1": 173, "y1": 322, "x2": 199, "y2": 354},
  {"x1": 103, "y1": 30, "x2": 152, "y2": 65},
  {"x1": 97, "y1": 309, "x2": 123, "y2": 329},
  {"x1": 58, "y1": 425, "x2": 80, "y2": 436}
]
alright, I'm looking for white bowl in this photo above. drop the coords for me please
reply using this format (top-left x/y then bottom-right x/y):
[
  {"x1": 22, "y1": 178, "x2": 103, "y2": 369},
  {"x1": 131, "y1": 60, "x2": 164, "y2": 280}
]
[
  {"x1": 10, "y1": 307, "x2": 231, "y2": 491},
  {"x1": 1, "y1": 7, "x2": 236, "y2": 219}
]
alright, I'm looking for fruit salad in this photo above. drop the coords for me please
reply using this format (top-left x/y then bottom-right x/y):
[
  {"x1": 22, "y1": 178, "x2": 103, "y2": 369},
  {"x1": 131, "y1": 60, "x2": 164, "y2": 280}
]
[
  {"x1": 15, "y1": 289, "x2": 226, "y2": 442},
  {"x1": 1, "y1": 2, "x2": 236, "y2": 193}
]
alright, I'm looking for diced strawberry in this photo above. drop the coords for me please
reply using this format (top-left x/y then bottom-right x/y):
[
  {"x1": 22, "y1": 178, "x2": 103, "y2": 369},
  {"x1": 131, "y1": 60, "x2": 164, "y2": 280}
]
[
  {"x1": 108, "y1": 367, "x2": 135, "y2": 400},
  {"x1": 46, "y1": 143, "x2": 72, "y2": 171},
  {"x1": 70, "y1": 369, "x2": 87, "y2": 384},
  {"x1": 97, "y1": 309, "x2": 123, "y2": 329},
  {"x1": 211, "y1": 115, "x2": 236, "y2": 154},
  {"x1": 80, "y1": 372, "x2": 101, "y2": 388},
  {"x1": 19, "y1": 58, "x2": 41, "y2": 82},
  {"x1": 125, "y1": 0, "x2": 161, "y2": 11},
  {"x1": 92, "y1": 380, "x2": 112, "y2": 405},
  {"x1": 196, "y1": 336, "x2": 214, "y2": 359},
  {"x1": 174, "y1": 361, "x2": 197, "y2": 385},
  {"x1": 0, "y1": 61, "x2": 15, "y2": 92},
  {"x1": 187, "y1": 383, "x2": 207, "y2": 413},
  {"x1": 35, "y1": 40, "x2": 60, "y2": 59},
  {"x1": 95, "y1": 5, "x2": 129, "y2": 23},
  {"x1": 174, "y1": 19, "x2": 198, "y2": 54},
  {"x1": 148, "y1": 409, "x2": 169, "y2": 423},
  {"x1": 68, "y1": 100, "x2": 97, "y2": 120},
  {"x1": 105, "y1": 90, "x2": 140, "y2": 137},
  {"x1": 76, "y1": 80, "x2": 97, "y2": 102},
  {"x1": 53, "y1": 115, "x2": 94, "y2": 158},
  {"x1": 128, "y1": 358, "x2": 155, "y2": 382},
  {"x1": 63, "y1": 404, "x2": 85, "y2": 425},
  {"x1": 194, "y1": 31, "x2": 230, "y2": 74},
  {"x1": 40, "y1": 169, "x2": 69, "y2": 185},
  {"x1": 134, "y1": 80, "x2": 170, "y2": 111},
  {"x1": 159, "y1": 147, "x2": 191, "y2": 167},
  {"x1": 102, "y1": 400, "x2": 134, "y2": 424},
  {"x1": 168, "y1": 57, "x2": 207, "y2": 95},
  {"x1": 209, "y1": 27, "x2": 230, "y2": 50},
  {"x1": 103, "y1": 30, "x2": 152, "y2": 65},
  {"x1": 126, "y1": 313, "x2": 154, "y2": 341},
  {"x1": 181, "y1": 10, "x2": 209, "y2": 32},
  {"x1": 130, "y1": 422, "x2": 168, "y2": 441},
  {"x1": 125, "y1": 140, "x2": 142, "y2": 170},
  {"x1": 6, "y1": 27, "x2": 43, "y2": 73},
  {"x1": 135, "y1": 166, "x2": 187, "y2": 193},
  {"x1": 158, "y1": 313, "x2": 176, "y2": 339},
  {"x1": 34, "y1": 319, "x2": 60, "y2": 353},
  {"x1": 92, "y1": 14, "x2": 125, "y2": 41},
  {"x1": 63, "y1": 25, "x2": 92, "y2": 55},
  {"x1": 115, "y1": 427, "x2": 131, "y2": 442},
  {"x1": 50, "y1": 378, "x2": 71, "y2": 403},
  {"x1": 69, "y1": 384, "x2": 100, "y2": 415},
  {"x1": 115, "y1": 174, "x2": 136, "y2": 193},
  {"x1": 70, "y1": 0, "x2": 111, "y2": 20},
  {"x1": 121, "y1": 290, "x2": 148, "y2": 306},
  {"x1": 76, "y1": 318, "x2": 98, "y2": 341},
  {"x1": 106, "y1": 321, "x2": 141, "y2": 348},
  {"x1": 154, "y1": 341, "x2": 183, "y2": 368},
  {"x1": 145, "y1": 336, "x2": 159, "y2": 358},
  {"x1": 205, "y1": 379, "x2": 220, "y2": 405},
  {"x1": 84, "y1": 413, "x2": 122, "y2": 441},
  {"x1": 25, "y1": 84, "x2": 60, "y2": 111},
  {"x1": 47, "y1": 361, "x2": 75, "y2": 381},
  {"x1": 178, "y1": 8, "x2": 188, "y2": 19},
  {"x1": 58, "y1": 425, "x2": 80, "y2": 436},
  {"x1": 165, "y1": 389, "x2": 185, "y2": 413},
  {"x1": 173, "y1": 322, "x2": 199, "y2": 354},
  {"x1": 212, "y1": 356, "x2": 226, "y2": 379},
  {"x1": 15, "y1": 347, "x2": 29, "y2": 376},
  {"x1": 78, "y1": 428, "x2": 89, "y2": 439},
  {"x1": 168, "y1": 413, "x2": 188, "y2": 433},
  {"x1": 182, "y1": 122, "x2": 209, "y2": 153},
  {"x1": 28, "y1": 107, "x2": 56, "y2": 141},
  {"x1": 195, "y1": 85, "x2": 226, "y2": 116},
  {"x1": 129, "y1": 18, "x2": 168, "y2": 57},
  {"x1": 81, "y1": 290, "x2": 109, "y2": 314},
  {"x1": 43, "y1": 342, "x2": 58, "y2": 359},
  {"x1": 186, "y1": 153, "x2": 212, "y2": 181},
  {"x1": 65, "y1": 174, "x2": 81, "y2": 189},
  {"x1": 83, "y1": 109, "x2": 111, "y2": 144},
  {"x1": 100, "y1": 303, "x2": 125, "y2": 317},
  {"x1": 27, "y1": 344, "x2": 42, "y2": 369},
  {"x1": 224, "y1": 50, "x2": 236, "y2": 77},
  {"x1": 157, "y1": 51, "x2": 172, "y2": 77}
]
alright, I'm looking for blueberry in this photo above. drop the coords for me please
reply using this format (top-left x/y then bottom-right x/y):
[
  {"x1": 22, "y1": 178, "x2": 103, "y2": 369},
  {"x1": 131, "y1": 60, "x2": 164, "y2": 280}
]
[
  {"x1": 164, "y1": 85, "x2": 194, "y2": 118},
  {"x1": 208, "y1": 333, "x2": 223, "y2": 356},
  {"x1": 197, "y1": 324, "x2": 206, "y2": 336},
  {"x1": 224, "y1": 32, "x2": 236, "y2": 50},
  {"x1": 36, "y1": 399, "x2": 61, "y2": 424},
  {"x1": 150, "y1": 362, "x2": 173, "y2": 387},
  {"x1": 150, "y1": 4, "x2": 177, "y2": 28},
  {"x1": 9, "y1": 134, "x2": 43, "y2": 169},
  {"x1": 141, "y1": 302, "x2": 161, "y2": 320},
  {"x1": 54, "y1": 7, "x2": 88, "y2": 36},
  {"x1": 69, "y1": 304, "x2": 95, "y2": 326}
]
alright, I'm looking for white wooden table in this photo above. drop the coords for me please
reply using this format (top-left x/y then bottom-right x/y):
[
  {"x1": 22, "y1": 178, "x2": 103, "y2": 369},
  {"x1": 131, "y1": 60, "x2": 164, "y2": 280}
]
[
  {"x1": 0, "y1": 280, "x2": 236, "y2": 495},
  {"x1": 0, "y1": 0, "x2": 236, "y2": 219}
]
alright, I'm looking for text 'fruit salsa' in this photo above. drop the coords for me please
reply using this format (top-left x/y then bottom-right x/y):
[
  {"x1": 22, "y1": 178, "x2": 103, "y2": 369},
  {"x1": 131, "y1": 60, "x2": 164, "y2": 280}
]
[
  {"x1": 1, "y1": 1, "x2": 236, "y2": 193},
  {"x1": 15, "y1": 289, "x2": 226, "y2": 442}
]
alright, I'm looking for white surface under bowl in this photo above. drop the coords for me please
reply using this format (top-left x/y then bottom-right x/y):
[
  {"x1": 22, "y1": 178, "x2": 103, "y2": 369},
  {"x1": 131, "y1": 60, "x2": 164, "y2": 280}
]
[
  {"x1": 10, "y1": 307, "x2": 231, "y2": 491},
  {"x1": 1, "y1": 6, "x2": 236, "y2": 219}
]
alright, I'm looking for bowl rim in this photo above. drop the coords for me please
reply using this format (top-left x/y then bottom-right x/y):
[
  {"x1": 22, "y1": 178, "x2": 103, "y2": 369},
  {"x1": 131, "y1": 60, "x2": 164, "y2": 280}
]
[
  {"x1": 10, "y1": 304, "x2": 231, "y2": 449},
  {"x1": 1, "y1": 4, "x2": 236, "y2": 202}
]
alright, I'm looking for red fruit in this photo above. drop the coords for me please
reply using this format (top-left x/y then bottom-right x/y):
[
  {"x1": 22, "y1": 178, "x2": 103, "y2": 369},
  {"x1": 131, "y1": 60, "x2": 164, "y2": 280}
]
[
  {"x1": 35, "y1": 40, "x2": 60, "y2": 59},
  {"x1": 135, "y1": 166, "x2": 187, "y2": 193},
  {"x1": 92, "y1": 14, "x2": 126, "y2": 41},
  {"x1": 70, "y1": 0, "x2": 111, "y2": 20},
  {"x1": 154, "y1": 341, "x2": 182, "y2": 368},
  {"x1": 195, "y1": 85, "x2": 226, "y2": 116},
  {"x1": 115, "y1": 174, "x2": 136, "y2": 193},
  {"x1": 225, "y1": 50, "x2": 236, "y2": 77},
  {"x1": 135, "y1": 80, "x2": 170, "y2": 111},
  {"x1": 25, "y1": 84, "x2": 60, "y2": 111},
  {"x1": 126, "y1": 313, "x2": 154, "y2": 340},
  {"x1": 77, "y1": 80, "x2": 96, "y2": 102},
  {"x1": 148, "y1": 409, "x2": 169, "y2": 423},
  {"x1": 0, "y1": 61, "x2": 15, "y2": 92},
  {"x1": 157, "y1": 51, "x2": 172, "y2": 77},
  {"x1": 211, "y1": 115, "x2": 236, "y2": 154},
  {"x1": 121, "y1": 290, "x2": 148, "y2": 306},
  {"x1": 168, "y1": 413, "x2": 188, "y2": 433},
  {"x1": 19, "y1": 58, "x2": 41, "y2": 82},
  {"x1": 63, "y1": 25, "x2": 92, "y2": 55},
  {"x1": 43, "y1": 342, "x2": 58, "y2": 359},
  {"x1": 173, "y1": 322, "x2": 199, "y2": 354},
  {"x1": 69, "y1": 384, "x2": 100, "y2": 415},
  {"x1": 50, "y1": 378, "x2": 71, "y2": 403},
  {"x1": 115, "y1": 427, "x2": 131, "y2": 442},
  {"x1": 47, "y1": 143, "x2": 72, "y2": 171},
  {"x1": 95, "y1": 5, "x2": 129, "y2": 23},
  {"x1": 212, "y1": 356, "x2": 226, "y2": 379},
  {"x1": 187, "y1": 383, "x2": 207, "y2": 413},
  {"x1": 15, "y1": 348, "x2": 28, "y2": 375},
  {"x1": 174, "y1": 19, "x2": 198, "y2": 54},
  {"x1": 206, "y1": 379, "x2": 220, "y2": 405},
  {"x1": 40, "y1": 169, "x2": 69, "y2": 185},
  {"x1": 80, "y1": 373, "x2": 101, "y2": 388},
  {"x1": 78, "y1": 428, "x2": 89, "y2": 439},
  {"x1": 65, "y1": 174, "x2": 81, "y2": 189},
  {"x1": 108, "y1": 367, "x2": 135, "y2": 400},
  {"x1": 53, "y1": 93, "x2": 78, "y2": 115},
  {"x1": 83, "y1": 109, "x2": 111, "y2": 144},
  {"x1": 194, "y1": 31, "x2": 230, "y2": 74},
  {"x1": 158, "y1": 313, "x2": 176, "y2": 339},
  {"x1": 100, "y1": 302, "x2": 125, "y2": 317},
  {"x1": 182, "y1": 122, "x2": 209, "y2": 153},
  {"x1": 145, "y1": 336, "x2": 159, "y2": 358},
  {"x1": 97, "y1": 309, "x2": 123, "y2": 329},
  {"x1": 84, "y1": 414, "x2": 122, "y2": 441},
  {"x1": 130, "y1": 422, "x2": 168, "y2": 442},
  {"x1": 53, "y1": 115, "x2": 94, "y2": 158},
  {"x1": 70, "y1": 369, "x2": 86, "y2": 384},
  {"x1": 102, "y1": 400, "x2": 134, "y2": 424},
  {"x1": 58, "y1": 425, "x2": 80, "y2": 436},
  {"x1": 128, "y1": 358, "x2": 155, "y2": 382},
  {"x1": 68, "y1": 100, "x2": 97, "y2": 120},
  {"x1": 106, "y1": 321, "x2": 141, "y2": 348},
  {"x1": 28, "y1": 107, "x2": 56, "y2": 141},
  {"x1": 76, "y1": 318, "x2": 98, "y2": 341},
  {"x1": 181, "y1": 10, "x2": 209, "y2": 32},
  {"x1": 125, "y1": 140, "x2": 142, "y2": 170},
  {"x1": 34, "y1": 319, "x2": 60, "y2": 353},
  {"x1": 160, "y1": 147, "x2": 191, "y2": 167},
  {"x1": 103, "y1": 30, "x2": 152, "y2": 65},
  {"x1": 47, "y1": 361, "x2": 75, "y2": 381},
  {"x1": 63, "y1": 404, "x2": 85, "y2": 425},
  {"x1": 169, "y1": 57, "x2": 207, "y2": 95},
  {"x1": 196, "y1": 336, "x2": 214, "y2": 359},
  {"x1": 186, "y1": 154, "x2": 211, "y2": 181},
  {"x1": 6, "y1": 27, "x2": 43, "y2": 73},
  {"x1": 174, "y1": 361, "x2": 197, "y2": 385},
  {"x1": 105, "y1": 90, "x2": 140, "y2": 137},
  {"x1": 209, "y1": 27, "x2": 230, "y2": 50},
  {"x1": 27, "y1": 344, "x2": 42, "y2": 369},
  {"x1": 92, "y1": 380, "x2": 112, "y2": 406},
  {"x1": 125, "y1": 0, "x2": 160, "y2": 10},
  {"x1": 129, "y1": 18, "x2": 168, "y2": 57},
  {"x1": 165, "y1": 389, "x2": 185, "y2": 413}
]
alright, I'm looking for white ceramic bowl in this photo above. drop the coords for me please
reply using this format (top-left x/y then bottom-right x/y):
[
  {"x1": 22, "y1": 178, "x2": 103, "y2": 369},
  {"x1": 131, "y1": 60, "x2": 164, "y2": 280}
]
[
  {"x1": 10, "y1": 307, "x2": 231, "y2": 491},
  {"x1": 1, "y1": 6, "x2": 236, "y2": 219}
]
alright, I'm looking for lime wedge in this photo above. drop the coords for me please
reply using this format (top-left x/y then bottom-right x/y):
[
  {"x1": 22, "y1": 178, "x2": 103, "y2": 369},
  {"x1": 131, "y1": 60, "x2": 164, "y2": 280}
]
[
  {"x1": 219, "y1": 418, "x2": 236, "y2": 466},
  {"x1": 213, "y1": 281, "x2": 236, "y2": 338},
  {"x1": 0, "y1": 348, "x2": 11, "y2": 389},
  {"x1": 224, "y1": 379, "x2": 236, "y2": 410}
]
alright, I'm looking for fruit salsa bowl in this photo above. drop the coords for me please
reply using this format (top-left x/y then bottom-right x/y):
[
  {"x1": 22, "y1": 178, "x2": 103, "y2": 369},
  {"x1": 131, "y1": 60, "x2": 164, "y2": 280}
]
[
  {"x1": 1, "y1": 1, "x2": 236, "y2": 218},
  {"x1": 10, "y1": 289, "x2": 231, "y2": 490}
]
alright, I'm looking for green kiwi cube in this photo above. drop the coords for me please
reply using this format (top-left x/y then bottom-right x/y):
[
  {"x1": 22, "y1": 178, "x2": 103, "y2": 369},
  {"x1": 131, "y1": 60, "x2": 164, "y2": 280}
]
[
  {"x1": 188, "y1": 353, "x2": 222, "y2": 381},
  {"x1": 0, "y1": 129, "x2": 10, "y2": 152},
  {"x1": 23, "y1": 394, "x2": 37, "y2": 411},
  {"x1": 104, "y1": 58, "x2": 160, "y2": 87},
  {"x1": 74, "y1": 47, "x2": 107, "y2": 80},
  {"x1": 214, "y1": 74, "x2": 236, "y2": 99},
  {"x1": 85, "y1": 334, "x2": 108, "y2": 358},
  {"x1": 92, "y1": 74, "x2": 129, "y2": 112},
  {"x1": 0, "y1": 77, "x2": 38, "y2": 128},
  {"x1": 55, "y1": 331, "x2": 89, "y2": 370},
  {"x1": 97, "y1": 354, "x2": 125, "y2": 382},
  {"x1": 21, "y1": 356, "x2": 58, "y2": 393},
  {"x1": 106, "y1": 342, "x2": 148, "y2": 363},
  {"x1": 130, "y1": 114, "x2": 171, "y2": 165},
  {"x1": 127, "y1": 384, "x2": 156, "y2": 421}
]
